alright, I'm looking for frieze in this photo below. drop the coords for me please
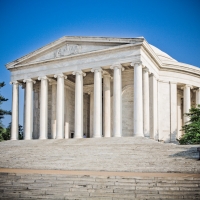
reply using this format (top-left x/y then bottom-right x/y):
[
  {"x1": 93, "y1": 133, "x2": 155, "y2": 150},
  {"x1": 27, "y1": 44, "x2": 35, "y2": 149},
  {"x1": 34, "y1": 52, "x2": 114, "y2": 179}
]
[{"x1": 54, "y1": 44, "x2": 82, "y2": 58}]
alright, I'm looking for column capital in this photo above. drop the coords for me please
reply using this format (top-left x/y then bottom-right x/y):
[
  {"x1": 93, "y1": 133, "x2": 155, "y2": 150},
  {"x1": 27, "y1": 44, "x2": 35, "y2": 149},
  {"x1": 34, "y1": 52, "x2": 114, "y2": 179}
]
[
  {"x1": 91, "y1": 67, "x2": 102, "y2": 73},
  {"x1": 72, "y1": 70, "x2": 86, "y2": 76},
  {"x1": 54, "y1": 74, "x2": 67, "y2": 79},
  {"x1": 110, "y1": 63, "x2": 124, "y2": 71},
  {"x1": 131, "y1": 61, "x2": 142, "y2": 67},
  {"x1": 49, "y1": 78, "x2": 57, "y2": 85},
  {"x1": 10, "y1": 81, "x2": 19, "y2": 85},
  {"x1": 142, "y1": 66, "x2": 151, "y2": 74},
  {"x1": 169, "y1": 81, "x2": 177, "y2": 84},
  {"x1": 102, "y1": 71, "x2": 112, "y2": 78},
  {"x1": 21, "y1": 83, "x2": 26, "y2": 89},
  {"x1": 193, "y1": 87, "x2": 200, "y2": 92},
  {"x1": 181, "y1": 84, "x2": 193, "y2": 90},
  {"x1": 87, "y1": 91, "x2": 93, "y2": 95},
  {"x1": 38, "y1": 76, "x2": 50, "y2": 81},
  {"x1": 150, "y1": 73, "x2": 158, "y2": 80},
  {"x1": 23, "y1": 79, "x2": 36, "y2": 84}
]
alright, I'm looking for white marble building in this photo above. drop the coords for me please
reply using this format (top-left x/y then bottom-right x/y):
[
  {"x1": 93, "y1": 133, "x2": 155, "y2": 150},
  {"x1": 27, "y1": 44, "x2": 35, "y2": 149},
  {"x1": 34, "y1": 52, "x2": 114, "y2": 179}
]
[{"x1": 6, "y1": 36, "x2": 200, "y2": 142}]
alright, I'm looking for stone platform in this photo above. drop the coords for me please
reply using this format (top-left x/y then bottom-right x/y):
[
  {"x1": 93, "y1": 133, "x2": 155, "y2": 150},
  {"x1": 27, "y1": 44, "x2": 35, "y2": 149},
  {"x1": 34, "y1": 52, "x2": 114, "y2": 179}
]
[
  {"x1": 0, "y1": 137, "x2": 200, "y2": 199},
  {"x1": 0, "y1": 137, "x2": 199, "y2": 173}
]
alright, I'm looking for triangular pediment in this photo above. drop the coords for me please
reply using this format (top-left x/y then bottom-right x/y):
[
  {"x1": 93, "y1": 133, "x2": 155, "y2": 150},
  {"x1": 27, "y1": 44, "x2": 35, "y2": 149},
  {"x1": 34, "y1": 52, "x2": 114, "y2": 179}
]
[
  {"x1": 29, "y1": 42, "x2": 122, "y2": 63},
  {"x1": 6, "y1": 36, "x2": 144, "y2": 68}
]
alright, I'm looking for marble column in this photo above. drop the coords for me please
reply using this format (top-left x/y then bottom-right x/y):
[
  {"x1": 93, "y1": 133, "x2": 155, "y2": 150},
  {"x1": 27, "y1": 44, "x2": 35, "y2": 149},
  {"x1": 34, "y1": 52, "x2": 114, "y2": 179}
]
[
  {"x1": 54, "y1": 74, "x2": 67, "y2": 139},
  {"x1": 22, "y1": 84, "x2": 26, "y2": 138},
  {"x1": 149, "y1": 74, "x2": 158, "y2": 139},
  {"x1": 10, "y1": 81, "x2": 19, "y2": 140},
  {"x1": 23, "y1": 79, "x2": 35, "y2": 140},
  {"x1": 103, "y1": 73, "x2": 111, "y2": 137},
  {"x1": 51, "y1": 83, "x2": 57, "y2": 139},
  {"x1": 110, "y1": 63, "x2": 124, "y2": 137},
  {"x1": 65, "y1": 87, "x2": 70, "y2": 139},
  {"x1": 72, "y1": 71, "x2": 86, "y2": 138},
  {"x1": 91, "y1": 68, "x2": 102, "y2": 138},
  {"x1": 89, "y1": 91, "x2": 94, "y2": 138},
  {"x1": 142, "y1": 67, "x2": 150, "y2": 137},
  {"x1": 177, "y1": 94, "x2": 183, "y2": 138},
  {"x1": 38, "y1": 76, "x2": 49, "y2": 139},
  {"x1": 170, "y1": 82, "x2": 177, "y2": 142},
  {"x1": 132, "y1": 62, "x2": 143, "y2": 137},
  {"x1": 183, "y1": 85, "x2": 192, "y2": 124},
  {"x1": 196, "y1": 88, "x2": 200, "y2": 105}
]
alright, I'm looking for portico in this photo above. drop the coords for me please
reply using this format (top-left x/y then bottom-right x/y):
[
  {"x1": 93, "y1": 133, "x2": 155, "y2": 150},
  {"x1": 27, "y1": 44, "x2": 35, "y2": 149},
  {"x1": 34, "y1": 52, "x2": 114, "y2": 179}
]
[{"x1": 7, "y1": 36, "x2": 200, "y2": 142}]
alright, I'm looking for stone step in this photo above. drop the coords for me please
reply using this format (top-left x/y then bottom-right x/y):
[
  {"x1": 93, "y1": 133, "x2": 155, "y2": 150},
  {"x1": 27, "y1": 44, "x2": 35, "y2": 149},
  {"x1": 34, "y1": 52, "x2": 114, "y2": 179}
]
[
  {"x1": 0, "y1": 137, "x2": 199, "y2": 198},
  {"x1": 0, "y1": 137, "x2": 199, "y2": 173},
  {"x1": 0, "y1": 172, "x2": 200, "y2": 199}
]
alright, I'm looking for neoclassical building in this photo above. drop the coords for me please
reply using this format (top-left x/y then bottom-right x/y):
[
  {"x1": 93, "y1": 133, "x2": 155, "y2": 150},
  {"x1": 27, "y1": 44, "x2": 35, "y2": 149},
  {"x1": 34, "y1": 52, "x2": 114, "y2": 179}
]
[{"x1": 6, "y1": 36, "x2": 200, "y2": 142}]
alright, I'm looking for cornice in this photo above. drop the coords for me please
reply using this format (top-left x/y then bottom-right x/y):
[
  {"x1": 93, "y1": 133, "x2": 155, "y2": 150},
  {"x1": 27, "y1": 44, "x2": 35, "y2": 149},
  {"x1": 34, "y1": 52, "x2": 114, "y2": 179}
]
[
  {"x1": 6, "y1": 36, "x2": 200, "y2": 80},
  {"x1": 141, "y1": 40, "x2": 200, "y2": 78},
  {"x1": 141, "y1": 41, "x2": 162, "y2": 69},
  {"x1": 159, "y1": 67, "x2": 200, "y2": 79},
  {"x1": 7, "y1": 43, "x2": 142, "y2": 69},
  {"x1": 161, "y1": 63, "x2": 200, "y2": 76},
  {"x1": 6, "y1": 36, "x2": 144, "y2": 69}
]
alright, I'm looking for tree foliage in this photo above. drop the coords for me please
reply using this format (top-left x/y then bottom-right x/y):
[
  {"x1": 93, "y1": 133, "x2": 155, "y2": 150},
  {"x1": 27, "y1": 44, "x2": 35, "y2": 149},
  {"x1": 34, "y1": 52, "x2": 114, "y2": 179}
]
[
  {"x1": 0, "y1": 82, "x2": 12, "y2": 141},
  {"x1": 0, "y1": 82, "x2": 11, "y2": 120},
  {"x1": 178, "y1": 105, "x2": 200, "y2": 145},
  {"x1": 0, "y1": 123, "x2": 23, "y2": 141}
]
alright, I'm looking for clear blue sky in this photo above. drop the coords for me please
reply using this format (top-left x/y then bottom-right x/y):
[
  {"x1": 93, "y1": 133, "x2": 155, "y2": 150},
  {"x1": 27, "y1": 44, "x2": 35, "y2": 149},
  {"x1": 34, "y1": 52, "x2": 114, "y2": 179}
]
[{"x1": 0, "y1": 0, "x2": 200, "y2": 127}]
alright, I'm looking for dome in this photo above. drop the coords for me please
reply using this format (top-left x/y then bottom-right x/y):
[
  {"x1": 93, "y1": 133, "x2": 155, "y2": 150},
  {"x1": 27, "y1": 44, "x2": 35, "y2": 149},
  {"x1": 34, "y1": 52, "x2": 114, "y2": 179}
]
[{"x1": 150, "y1": 44, "x2": 177, "y2": 62}]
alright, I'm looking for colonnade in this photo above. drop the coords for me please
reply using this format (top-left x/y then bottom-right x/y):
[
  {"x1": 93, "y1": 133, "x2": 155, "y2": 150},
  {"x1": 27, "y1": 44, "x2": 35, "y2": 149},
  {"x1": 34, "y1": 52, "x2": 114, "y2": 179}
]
[{"x1": 10, "y1": 62, "x2": 200, "y2": 140}]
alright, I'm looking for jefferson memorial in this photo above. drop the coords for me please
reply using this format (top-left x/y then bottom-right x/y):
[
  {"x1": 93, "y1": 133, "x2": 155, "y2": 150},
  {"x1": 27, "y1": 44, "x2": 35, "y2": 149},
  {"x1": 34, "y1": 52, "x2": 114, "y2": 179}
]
[{"x1": 6, "y1": 36, "x2": 200, "y2": 142}]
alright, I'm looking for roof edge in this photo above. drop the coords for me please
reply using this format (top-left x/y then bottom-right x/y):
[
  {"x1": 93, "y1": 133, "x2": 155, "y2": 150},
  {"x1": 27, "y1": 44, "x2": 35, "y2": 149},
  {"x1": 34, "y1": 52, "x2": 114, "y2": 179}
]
[{"x1": 6, "y1": 36, "x2": 144, "y2": 69}]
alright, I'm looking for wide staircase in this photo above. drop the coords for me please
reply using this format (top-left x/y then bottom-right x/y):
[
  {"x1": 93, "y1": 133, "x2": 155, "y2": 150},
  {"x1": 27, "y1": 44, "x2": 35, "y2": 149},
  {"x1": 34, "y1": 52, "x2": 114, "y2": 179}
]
[{"x1": 0, "y1": 137, "x2": 199, "y2": 199}]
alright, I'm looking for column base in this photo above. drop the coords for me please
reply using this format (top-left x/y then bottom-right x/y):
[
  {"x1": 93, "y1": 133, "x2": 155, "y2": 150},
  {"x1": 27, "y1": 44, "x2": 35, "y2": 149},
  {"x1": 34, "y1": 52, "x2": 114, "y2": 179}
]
[
  {"x1": 93, "y1": 136, "x2": 102, "y2": 138},
  {"x1": 56, "y1": 137, "x2": 64, "y2": 139},
  {"x1": 144, "y1": 132, "x2": 150, "y2": 137},
  {"x1": 134, "y1": 134, "x2": 144, "y2": 137},
  {"x1": 10, "y1": 138, "x2": 18, "y2": 140},
  {"x1": 113, "y1": 135, "x2": 121, "y2": 137},
  {"x1": 74, "y1": 136, "x2": 83, "y2": 139},
  {"x1": 39, "y1": 137, "x2": 47, "y2": 140},
  {"x1": 24, "y1": 138, "x2": 32, "y2": 140}
]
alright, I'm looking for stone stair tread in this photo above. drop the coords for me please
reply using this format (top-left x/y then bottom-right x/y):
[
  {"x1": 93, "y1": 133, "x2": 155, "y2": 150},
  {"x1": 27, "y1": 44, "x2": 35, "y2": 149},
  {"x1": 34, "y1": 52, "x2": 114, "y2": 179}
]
[
  {"x1": 0, "y1": 137, "x2": 199, "y2": 173},
  {"x1": 0, "y1": 137, "x2": 200, "y2": 199}
]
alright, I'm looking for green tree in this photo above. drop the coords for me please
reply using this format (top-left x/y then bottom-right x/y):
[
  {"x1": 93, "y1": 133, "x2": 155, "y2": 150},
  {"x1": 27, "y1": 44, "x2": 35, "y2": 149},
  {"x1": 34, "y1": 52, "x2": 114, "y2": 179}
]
[
  {"x1": 0, "y1": 82, "x2": 11, "y2": 119},
  {"x1": 0, "y1": 123, "x2": 23, "y2": 141},
  {"x1": 178, "y1": 105, "x2": 200, "y2": 145},
  {"x1": 0, "y1": 82, "x2": 11, "y2": 140}
]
